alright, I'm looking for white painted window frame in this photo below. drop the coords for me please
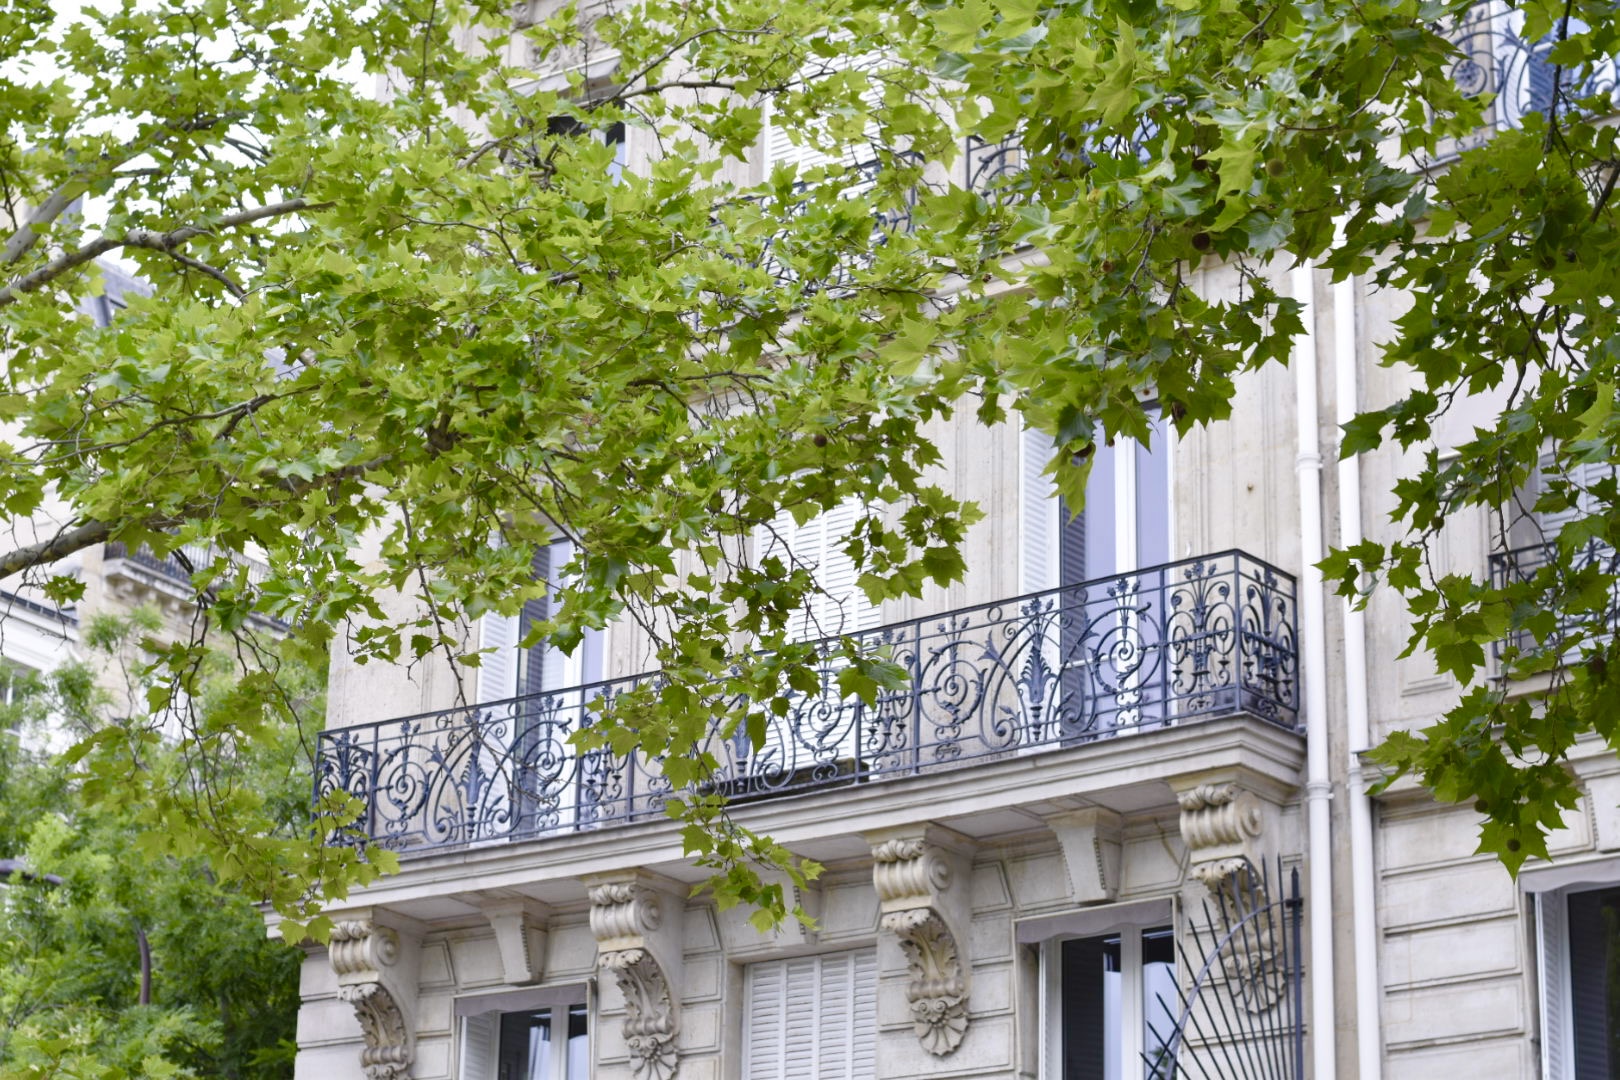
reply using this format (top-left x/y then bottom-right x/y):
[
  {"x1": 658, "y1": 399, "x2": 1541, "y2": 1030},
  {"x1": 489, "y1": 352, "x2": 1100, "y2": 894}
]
[
  {"x1": 455, "y1": 983, "x2": 591, "y2": 1080},
  {"x1": 1036, "y1": 920, "x2": 1177, "y2": 1080}
]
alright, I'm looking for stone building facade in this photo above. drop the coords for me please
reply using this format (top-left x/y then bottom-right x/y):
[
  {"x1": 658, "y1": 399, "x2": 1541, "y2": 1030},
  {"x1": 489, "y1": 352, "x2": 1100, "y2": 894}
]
[{"x1": 285, "y1": 16, "x2": 1618, "y2": 1080}]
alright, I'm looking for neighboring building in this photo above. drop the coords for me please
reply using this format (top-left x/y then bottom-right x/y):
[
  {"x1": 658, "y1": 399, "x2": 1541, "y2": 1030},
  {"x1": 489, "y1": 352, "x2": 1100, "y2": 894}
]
[
  {"x1": 0, "y1": 262, "x2": 283, "y2": 728},
  {"x1": 285, "y1": 14, "x2": 1619, "y2": 1080},
  {"x1": 0, "y1": 262, "x2": 151, "y2": 707}
]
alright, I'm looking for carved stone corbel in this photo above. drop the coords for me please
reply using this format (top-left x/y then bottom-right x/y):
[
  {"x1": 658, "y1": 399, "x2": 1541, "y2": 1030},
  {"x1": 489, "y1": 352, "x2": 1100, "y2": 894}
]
[
  {"x1": 483, "y1": 897, "x2": 550, "y2": 985},
  {"x1": 1046, "y1": 807, "x2": 1124, "y2": 904},
  {"x1": 586, "y1": 874, "x2": 684, "y2": 1080},
  {"x1": 868, "y1": 825, "x2": 973, "y2": 1057},
  {"x1": 1170, "y1": 775, "x2": 1279, "y2": 893},
  {"x1": 328, "y1": 913, "x2": 420, "y2": 1080}
]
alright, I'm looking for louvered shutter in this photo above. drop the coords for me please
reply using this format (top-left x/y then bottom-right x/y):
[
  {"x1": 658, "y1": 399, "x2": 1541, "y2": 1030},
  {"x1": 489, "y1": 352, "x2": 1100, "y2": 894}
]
[
  {"x1": 743, "y1": 957, "x2": 787, "y2": 1080},
  {"x1": 1540, "y1": 891, "x2": 1571, "y2": 1080},
  {"x1": 478, "y1": 611, "x2": 520, "y2": 705},
  {"x1": 1022, "y1": 426, "x2": 1058, "y2": 593},
  {"x1": 743, "y1": 949, "x2": 878, "y2": 1080},
  {"x1": 520, "y1": 544, "x2": 551, "y2": 698},
  {"x1": 460, "y1": 1013, "x2": 499, "y2": 1080},
  {"x1": 761, "y1": 502, "x2": 878, "y2": 642},
  {"x1": 764, "y1": 52, "x2": 883, "y2": 175},
  {"x1": 847, "y1": 948, "x2": 878, "y2": 1076},
  {"x1": 1537, "y1": 458, "x2": 1617, "y2": 538}
]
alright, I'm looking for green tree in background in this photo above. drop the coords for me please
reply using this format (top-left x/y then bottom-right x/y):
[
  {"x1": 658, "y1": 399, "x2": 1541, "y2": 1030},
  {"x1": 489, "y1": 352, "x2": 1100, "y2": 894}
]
[
  {"x1": 3, "y1": 0, "x2": 1620, "y2": 923},
  {"x1": 0, "y1": 613, "x2": 303, "y2": 1079}
]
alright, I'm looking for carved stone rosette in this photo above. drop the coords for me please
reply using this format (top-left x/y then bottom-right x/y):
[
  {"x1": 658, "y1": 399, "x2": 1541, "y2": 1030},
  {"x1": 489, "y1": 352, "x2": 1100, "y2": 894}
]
[
  {"x1": 329, "y1": 919, "x2": 415, "y2": 1080},
  {"x1": 870, "y1": 833, "x2": 970, "y2": 1056},
  {"x1": 588, "y1": 880, "x2": 681, "y2": 1080}
]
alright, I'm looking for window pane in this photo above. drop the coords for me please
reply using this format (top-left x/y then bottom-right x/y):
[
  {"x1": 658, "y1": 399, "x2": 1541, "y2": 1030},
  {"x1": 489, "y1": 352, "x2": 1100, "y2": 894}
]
[
  {"x1": 1569, "y1": 887, "x2": 1620, "y2": 1074},
  {"x1": 1061, "y1": 935, "x2": 1122, "y2": 1080},
  {"x1": 1084, "y1": 443, "x2": 1118, "y2": 581},
  {"x1": 1141, "y1": 927, "x2": 1177, "y2": 1079},
  {"x1": 1134, "y1": 416, "x2": 1171, "y2": 568},
  {"x1": 497, "y1": 1009, "x2": 552, "y2": 1080},
  {"x1": 565, "y1": 1004, "x2": 588, "y2": 1079}
]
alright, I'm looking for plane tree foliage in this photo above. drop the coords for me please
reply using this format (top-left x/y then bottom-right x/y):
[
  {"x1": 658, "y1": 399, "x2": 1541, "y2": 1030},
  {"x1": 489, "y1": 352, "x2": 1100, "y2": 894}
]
[{"x1": 3, "y1": 0, "x2": 1619, "y2": 929}]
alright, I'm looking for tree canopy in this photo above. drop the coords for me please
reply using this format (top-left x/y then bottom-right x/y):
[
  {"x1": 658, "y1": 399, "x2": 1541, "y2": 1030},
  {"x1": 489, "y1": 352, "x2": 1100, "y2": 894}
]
[{"x1": 4, "y1": 0, "x2": 1620, "y2": 927}]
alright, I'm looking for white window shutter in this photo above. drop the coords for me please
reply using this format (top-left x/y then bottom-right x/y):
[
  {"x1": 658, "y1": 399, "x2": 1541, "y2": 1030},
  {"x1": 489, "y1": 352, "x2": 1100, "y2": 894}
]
[
  {"x1": 742, "y1": 950, "x2": 878, "y2": 1080},
  {"x1": 1022, "y1": 426, "x2": 1057, "y2": 594},
  {"x1": 743, "y1": 956, "x2": 787, "y2": 1080},
  {"x1": 849, "y1": 948, "x2": 878, "y2": 1075},
  {"x1": 1540, "y1": 891, "x2": 1571, "y2": 1080},
  {"x1": 783, "y1": 956, "x2": 820, "y2": 1074},
  {"x1": 760, "y1": 501, "x2": 878, "y2": 641},
  {"x1": 764, "y1": 52, "x2": 885, "y2": 175},
  {"x1": 478, "y1": 612, "x2": 520, "y2": 704},
  {"x1": 460, "y1": 1014, "x2": 499, "y2": 1080}
]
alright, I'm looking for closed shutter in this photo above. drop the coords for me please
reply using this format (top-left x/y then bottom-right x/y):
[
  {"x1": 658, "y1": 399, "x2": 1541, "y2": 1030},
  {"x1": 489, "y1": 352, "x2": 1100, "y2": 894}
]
[
  {"x1": 477, "y1": 610, "x2": 520, "y2": 705},
  {"x1": 1540, "y1": 891, "x2": 1571, "y2": 1080},
  {"x1": 1022, "y1": 426, "x2": 1057, "y2": 594},
  {"x1": 520, "y1": 544, "x2": 552, "y2": 698},
  {"x1": 742, "y1": 949, "x2": 879, "y2": 1080},
  {"x1": 460, "y1": 1013, "x2": 499, "y2": 1080},
  {"x1": 760, "y1": 501, "x2": 879, "y2": 641},
  {"x1": 763, "y1": 52, "x2": 883, "y2": 175},
  {"x1": 1023, "y1": 425, "x2": 1090, "y2": 591}
]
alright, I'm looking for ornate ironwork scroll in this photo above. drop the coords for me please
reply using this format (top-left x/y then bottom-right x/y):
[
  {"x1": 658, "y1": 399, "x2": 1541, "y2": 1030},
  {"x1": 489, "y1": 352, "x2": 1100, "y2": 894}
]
[
  {"x1": 1146, "y1": 860, "x2": 1305, "y2": 1080},
  {"x1": 317, "y1": 551, "x2": 1298, "y2": 855}
]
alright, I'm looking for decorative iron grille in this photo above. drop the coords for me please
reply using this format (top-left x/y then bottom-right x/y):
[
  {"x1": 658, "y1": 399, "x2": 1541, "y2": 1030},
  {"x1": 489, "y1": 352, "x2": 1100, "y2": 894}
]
[
  {"x1": 102, "y1": 540, "x2": 274, "y2": 589},
  {"x1": 1446, "y1": 2, "x2": 1620, "y2": 153},
  {"x1": 1488, "y1": 539, "x2": 1620, "y2": 664},
  {"x1": 315, "y1": 550, "x2": 1297, "y2": 853},
  {"x1": 1148, "y1": 860, "x2": 1306, "y2": 1080}
]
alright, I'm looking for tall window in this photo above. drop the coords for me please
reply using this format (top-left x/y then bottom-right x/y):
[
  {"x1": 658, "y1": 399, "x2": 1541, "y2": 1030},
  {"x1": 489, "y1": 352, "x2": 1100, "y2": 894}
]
[
  {"x1": 742, "y1": 948, "x2": 878, "y2": 1079},
  {"x1": 1043, "y1": 926, "x2": 1177, "y2": 1080},
  {"x1": 1021, "y1": 417, "x2": 1172, "y2": 595},
  {"x1": 1539, "y1": 883, "x2": 1620, "y2": 1078},
  {"x1": 476, "y1": 539, "x2": 603, "y2": 706},
  {"x1": 756, "y1": 501, "x2": 880, "y2": 643},
  {"x1": 459, "y1": 992, "x2": 589, "y2": 1080}
]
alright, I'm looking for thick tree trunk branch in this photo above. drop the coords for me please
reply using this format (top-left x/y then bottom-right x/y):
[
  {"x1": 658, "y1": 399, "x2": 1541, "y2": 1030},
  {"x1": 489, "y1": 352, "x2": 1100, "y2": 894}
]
[
  {"x1": 0, "y1": 197, "x2": 331, "y2": 308},
  {"x1": 0, "y1": 452, "x2": 396, "y2": 581},
  {"x1": 1, "y1": 180, "x2": 91, "y2": 269},
  {"x1": 0, "y1": 520, "x2": 117, "y2": 578}
]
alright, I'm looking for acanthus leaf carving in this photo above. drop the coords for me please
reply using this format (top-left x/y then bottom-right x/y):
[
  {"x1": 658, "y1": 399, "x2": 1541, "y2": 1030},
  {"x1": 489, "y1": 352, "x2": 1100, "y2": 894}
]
[
  {"x1": 869, "y1": 829, "x2": 971, "y2": 1056},
  {"x1": 600, "y1": 947, "x2": 679, "y2": 1080},
  {"x1": 329, "y1": 918, "x2": 416, "y2": 1080},
  {"x1": 587, "y1": 878, "x2": 681, "y2": 1080},
  {"x1": 879, "y1": 907, "x2": 969, "y2": 1055}
]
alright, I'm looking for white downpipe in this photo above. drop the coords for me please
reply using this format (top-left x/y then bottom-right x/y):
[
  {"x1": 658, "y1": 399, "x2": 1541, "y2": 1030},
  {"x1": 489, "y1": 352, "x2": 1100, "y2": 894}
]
[
  {"x1": 1335, "y1": 268, "x2": 1383, "y2": 1076},
  {"x1": 1293, "y1": 261, "x2": 1338, "y2": 1080}
]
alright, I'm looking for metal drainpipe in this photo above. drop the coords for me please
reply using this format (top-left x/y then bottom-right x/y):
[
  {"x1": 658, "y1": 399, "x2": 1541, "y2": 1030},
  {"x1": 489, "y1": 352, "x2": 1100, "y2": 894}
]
[
  {"x1": 1293, "y1": 260, "x2": 1339, "y2": 1080},
  {"x1": 1335, "y1": 264, "x2": 1383, "y2": 1075}
]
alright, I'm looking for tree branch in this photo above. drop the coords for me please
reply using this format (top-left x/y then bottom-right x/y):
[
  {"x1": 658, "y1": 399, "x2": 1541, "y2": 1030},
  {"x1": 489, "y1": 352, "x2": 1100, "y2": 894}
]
[{"x1": 0, "y1": 198, "x2": 330, "y2": 308}]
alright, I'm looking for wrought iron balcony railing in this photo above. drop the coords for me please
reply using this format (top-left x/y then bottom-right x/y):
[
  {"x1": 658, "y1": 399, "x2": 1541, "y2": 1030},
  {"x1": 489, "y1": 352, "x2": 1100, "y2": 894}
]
[
  {"x1": 315, "y1": 550, "x2": 1298, "y2": 854},
  {"x1": 1447, "y1": 2, "x2": 1620, "y2": 153},
  {"x1": 1488, "y1": 539, "x2": 1620, "y2": 663},
  {"x1": 103, "y1": 540, "x2": 273, "y2": 590}
]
